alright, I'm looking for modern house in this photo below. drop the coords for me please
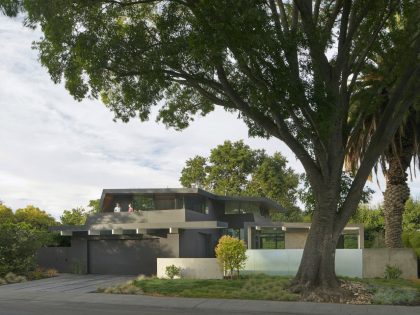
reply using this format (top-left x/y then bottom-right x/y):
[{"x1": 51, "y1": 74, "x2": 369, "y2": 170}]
[{"x1": 38, "y1": 188, "x2": 364, "y2": 275}]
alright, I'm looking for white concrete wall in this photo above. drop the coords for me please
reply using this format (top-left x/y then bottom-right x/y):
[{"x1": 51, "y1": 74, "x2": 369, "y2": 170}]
[
  {"x1": 244, "y1": 249, "x2": 363, "y2": 277},
  {"x1": 157, "y1": 258, "x2": 223, "y2": 279},
  {"x1": 157, "y1": 249, "x2": 418, "y2": 279}
]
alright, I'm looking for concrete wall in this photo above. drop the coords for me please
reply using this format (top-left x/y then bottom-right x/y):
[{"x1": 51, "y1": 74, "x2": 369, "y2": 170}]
[
  {"x1": 284, "y1": 229, "x2": 308, "y2": 249},
  {"x1": 37, "y1": 238, "x2": 88, "y2": 273},
  {"x1": 362, "y1": 248, "x2": 417, "y2": 279},
  {"x1": 37, "y1": 233, "x2": 181, "y2": 276},
  {"x1": 157, "y1": 258, "x2": 223, "y2": 279},
  {"x1": 179, "y1": 229, "x2": 220, "y2": 258}
]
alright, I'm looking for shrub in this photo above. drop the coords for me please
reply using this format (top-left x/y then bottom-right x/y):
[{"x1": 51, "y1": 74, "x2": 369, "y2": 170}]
[
  {"x1": 26, "y1": 268, "x2": 45, "y2": 280},
  {"x1": 0, "y1": 278, "x2": 6, "y2": 285},
  {"x1": 0, "y1": 223, "x2": 45, "y2": 276},
  {"x1": 165, "y1": 265, "x2": 181, "y2": 279},
  {"x1": 215, "y1": 235, "x2": 247, "y2": 279},
  {"x1": 99, "y1": 281, "x2": 143, "y2": 295},
  {"x1": 372, "y1": 287, "x2": 417, "y2": 305},
  {"x1": 4, "y1": 272, "x2": 27, "y2": 284},
  {"x1": 45, "y1": 268, "x2": 58, "y2": 278},
  {"x1": 384, "y1": 264, "x2": 402, "y2": 279}
]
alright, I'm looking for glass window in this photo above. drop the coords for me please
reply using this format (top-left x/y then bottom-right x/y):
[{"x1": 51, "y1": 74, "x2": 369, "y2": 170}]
[
  {"x1": 133, "y1": 195, "x2": 155, "y2": 211},
  {"x1": 344, "y1": 234, "x2": 358, "y2": 249},
  {"x1": 255, "y1": 228, "x2": 285, "y2": 249},
  {"x1": 184, "y1": 195, "x2": 208, "y2": 214},
  {"x1": 224, "y1": 201, "x2": 262, "y2": 215}
]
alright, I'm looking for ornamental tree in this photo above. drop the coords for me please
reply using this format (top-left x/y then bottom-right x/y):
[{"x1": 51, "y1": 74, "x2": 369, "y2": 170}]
[
  {"x1": 215, "y1": 235, "x2": 247, "y2": 279},
  {"x1": 1, "y1": 0, "x2": 419, "y2": 297}
]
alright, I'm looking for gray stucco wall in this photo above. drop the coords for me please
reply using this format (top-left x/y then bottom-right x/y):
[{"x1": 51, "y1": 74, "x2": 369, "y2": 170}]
[
  {"x1": 37, "y1": 233, "x2": 181, "y2": 276},
  {"x1": 37, "y1": 238, "x2": 88, "y2": 273},
  {"x1": 362, "y1": 248, "x2": 418, "y2": 279},
  {"x1": 179, "y1": 229, "x2": 220, "y2": 258}
]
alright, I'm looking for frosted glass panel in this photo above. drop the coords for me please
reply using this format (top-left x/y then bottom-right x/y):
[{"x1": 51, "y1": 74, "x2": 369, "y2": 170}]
[{"x1": 244, "y1": 249, "x2": 362, "y2": 277}]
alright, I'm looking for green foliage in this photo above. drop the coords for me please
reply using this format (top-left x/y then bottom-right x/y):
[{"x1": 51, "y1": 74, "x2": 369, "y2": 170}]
[
  {"x1": 165, "y1": 265, "x2": 182, "y2": 279},
  {"x1": 179, "y1": 156, "x2": 207, "y2": 189},
  {"x1": 0, "y1": 204, "x2": 14, "y2": 223},
  {"x1": 299, "y1": 173, "x2": 374, "y2": 215},
  {"x1": 403, "y1": 198, "x2": 420, "y2": 232},
  {"x1": 14, "y1": 205, "x2": 57, "y2": 230},
  {"x1": 60, "y1": 207, "x2": 88, "y2": 225},
  {"x1": 384, "y1": 264, "x2": 402, "y2": 279},
  {"x1": 87, "y1": 199, "x2": 101, "y2": 214},
  {"x1": 0, "y1": 222, "x2": 45, "y2": 276},
  {"x1": 402, "y1": 231, "x2": 420, "y2": 257},
  {"x1": 215, "y1": 235, "x2": 247, "y2": 279},
  {"x1": 180, "y1": 140, "x2": 301, "y2": 220}
]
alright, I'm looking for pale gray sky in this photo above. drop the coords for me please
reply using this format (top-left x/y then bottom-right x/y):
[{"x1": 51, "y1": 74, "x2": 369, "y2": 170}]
[{"x1": 0, "y1": 16, "x2": 418, "y2": 218}]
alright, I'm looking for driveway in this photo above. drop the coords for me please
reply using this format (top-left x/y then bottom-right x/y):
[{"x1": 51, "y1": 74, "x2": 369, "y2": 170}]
[{"x1": 0, "y1": 274, "x2": 134, "y2": 294}]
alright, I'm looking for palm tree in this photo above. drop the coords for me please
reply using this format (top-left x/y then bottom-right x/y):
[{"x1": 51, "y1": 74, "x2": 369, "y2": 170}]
[{"x1": 346, "y1": 63, "x2": 419, "y2": 248}]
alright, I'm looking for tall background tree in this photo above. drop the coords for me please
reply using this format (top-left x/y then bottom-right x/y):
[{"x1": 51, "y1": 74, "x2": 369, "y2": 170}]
[
  {"x1": 180, "y1": 140, "x2": 301, "y2": 221},
  {"x1": 345, "y1": 10, "x2": 420, "y2": 247},
  {"x1": 1, "y1": 0, "x2": 419, "y2": 297}
]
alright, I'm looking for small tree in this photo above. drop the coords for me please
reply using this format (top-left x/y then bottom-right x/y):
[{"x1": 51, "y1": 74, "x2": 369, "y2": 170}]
[{"x1": 215, "y1": 235, "x2": 247, "y2": 279}]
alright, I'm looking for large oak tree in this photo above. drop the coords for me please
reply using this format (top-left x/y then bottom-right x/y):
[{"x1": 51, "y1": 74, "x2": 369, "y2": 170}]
[{"x1": 1, "y1": 0, "x2": 419, "y2": 297}]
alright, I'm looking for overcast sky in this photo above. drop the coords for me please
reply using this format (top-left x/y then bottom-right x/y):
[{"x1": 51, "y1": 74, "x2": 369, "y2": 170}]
[{"x1": 0, "y1": 16, "x2": 418, "y2": 219}]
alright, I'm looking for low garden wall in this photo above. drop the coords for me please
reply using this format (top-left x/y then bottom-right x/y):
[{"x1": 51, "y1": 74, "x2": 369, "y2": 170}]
[
  {"x1": 362, "y1": 248, "x2": 417, "y2": 278},
  {"x1": 157, "y1": 258, "x2": 223, "y2": 279},
  {"x1": 157, "y1": 249, "x2": 418, "y2": 279}
]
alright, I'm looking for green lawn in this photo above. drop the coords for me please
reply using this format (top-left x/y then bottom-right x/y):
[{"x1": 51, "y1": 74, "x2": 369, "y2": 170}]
[
  {"x1": 132, "y1": 274, "x2": 299, "y2": 301},
  {"x1": 99, "y1": 275, "x2": 420, "y2": 305}
]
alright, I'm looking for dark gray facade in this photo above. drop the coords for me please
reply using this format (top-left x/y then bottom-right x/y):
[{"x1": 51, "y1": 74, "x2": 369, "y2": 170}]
[{"x1": 38, "y1": 188, "x2": 286, "y2": 275}]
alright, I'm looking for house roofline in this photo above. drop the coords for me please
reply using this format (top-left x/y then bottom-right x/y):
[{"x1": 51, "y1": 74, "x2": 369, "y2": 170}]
[{"x1": 99, "y1": 188, "x2": 286, "y2": 212}]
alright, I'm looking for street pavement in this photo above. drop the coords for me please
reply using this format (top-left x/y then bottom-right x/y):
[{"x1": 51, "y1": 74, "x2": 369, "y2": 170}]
[{"x1": 0, "y1": 274, "x2": 419, "y2": 315}]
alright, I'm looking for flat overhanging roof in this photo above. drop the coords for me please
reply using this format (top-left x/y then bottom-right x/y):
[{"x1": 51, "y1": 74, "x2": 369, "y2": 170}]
[
  {"x1": 52, "y1": 220, "x2": 228, "y2": 234},
  {"x1": 100, "y1": 188, "x2": 286, "y2": 212}
]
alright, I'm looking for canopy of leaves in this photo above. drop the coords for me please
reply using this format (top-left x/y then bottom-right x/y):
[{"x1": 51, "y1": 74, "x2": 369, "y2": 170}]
[
  {"x1": 2, "y1": 0, "x2": 418, "y2": 227},
  {"x1": 0, "y1": 204, "x2": 14, "y2": 223},
  {"x1": 14, "y1": 205, "x2": 57, "y2": 230},
  {"x1": 180, "y1": 140, "x2": 301, "y2": 220},
  {"x1": 87, "y1": 199, "x2": 101, "y2": 214},
  {"x1": 60, "y1": 207, "x2": 88, "y2": 225},
  {"x1": 299, "y1": 172, "x2": 374, "y2": 215}
]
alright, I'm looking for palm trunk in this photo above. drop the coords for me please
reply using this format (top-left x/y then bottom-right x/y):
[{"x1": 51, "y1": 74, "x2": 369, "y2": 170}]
[{"x1": 383, "y1": 157, "x2": 410, "y2": 248}]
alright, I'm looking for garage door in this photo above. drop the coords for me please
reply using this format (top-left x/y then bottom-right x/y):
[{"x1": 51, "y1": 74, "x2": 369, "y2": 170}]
[{"x1": 88, "y1": 239, "x2": 160, "y2": 275}]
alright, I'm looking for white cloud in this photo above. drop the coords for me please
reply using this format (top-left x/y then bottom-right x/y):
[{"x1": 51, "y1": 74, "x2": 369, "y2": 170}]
[{"x1": 0, "y1": 16, "x2": 418, "y2": 219}]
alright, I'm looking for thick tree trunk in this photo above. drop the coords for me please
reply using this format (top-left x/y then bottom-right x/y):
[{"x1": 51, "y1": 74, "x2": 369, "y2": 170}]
[
  {"x1": 290, "y1": 196, "x2": 343, "y2": 301},
  {"x1": 383, "y1": 157, "x2": 410, "y2": 248}
]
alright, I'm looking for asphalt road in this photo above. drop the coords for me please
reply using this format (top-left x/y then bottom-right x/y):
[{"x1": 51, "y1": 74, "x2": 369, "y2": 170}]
[{"x1": 0, "y1": 299, "x2": 289, "y2": 315}]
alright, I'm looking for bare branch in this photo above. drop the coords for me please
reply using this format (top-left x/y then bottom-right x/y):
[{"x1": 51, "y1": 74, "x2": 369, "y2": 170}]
[{"x1": 276, "y1": 0, "x2": 290, "y2": 33}]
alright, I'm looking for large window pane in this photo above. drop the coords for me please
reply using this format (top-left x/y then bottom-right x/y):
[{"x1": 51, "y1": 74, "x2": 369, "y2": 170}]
[
  {"x1": 224, "y1": 201, "x2": 262, "y2": 215},
  {"x1": 184, "y1": 195, "x2": 207, "y2": 214},
  {"x1": 256, "y1": 228, "x2": 285, "y2": 249},
  {"x1": 133, "y1": 195, "x2": 154, "y2": 210}
]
